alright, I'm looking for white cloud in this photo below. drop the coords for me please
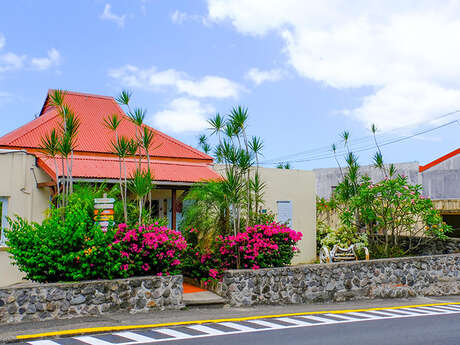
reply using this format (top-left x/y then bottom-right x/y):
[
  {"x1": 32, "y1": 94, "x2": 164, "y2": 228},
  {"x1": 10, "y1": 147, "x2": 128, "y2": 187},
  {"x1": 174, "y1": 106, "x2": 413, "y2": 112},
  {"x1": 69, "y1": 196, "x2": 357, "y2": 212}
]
[
  {"x1": 207, "y1": 0, "x2": 460, "y2": 130},
  {"x1": 171, "y1": 10, "x2": 208, "y2": 25},
  {"x1": 100, "y1": 4, "x2": 126, "y2": 27},
  {"x1": 0, "y1": 52, "x2": 26, "y2": 72},
  {"x1": 171, "y1": 10, "x2": 188, "y2": 24},
  {"x1": 30, "y1": 48, "x2": 61, "y2": 70},
  {"x1": 246, "y1": 68, "x2": 284, "y2": 85},
  {"x1": 109, "y1": 65, "x2": 241, "y2": 99},
  {"x1": 0, "y1": 33, "x2": 61, "y2": 73},
  {"x1": 150, "y1": 98, "x2": 212, "y2": 133}
]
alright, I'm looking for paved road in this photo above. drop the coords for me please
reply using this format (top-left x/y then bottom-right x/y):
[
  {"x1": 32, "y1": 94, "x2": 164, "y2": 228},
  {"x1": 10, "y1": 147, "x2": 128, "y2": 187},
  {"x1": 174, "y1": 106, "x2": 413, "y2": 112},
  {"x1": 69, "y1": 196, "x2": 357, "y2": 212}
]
[{"x1": 16, "y1": 304, "x2": 460, "y2": 345}]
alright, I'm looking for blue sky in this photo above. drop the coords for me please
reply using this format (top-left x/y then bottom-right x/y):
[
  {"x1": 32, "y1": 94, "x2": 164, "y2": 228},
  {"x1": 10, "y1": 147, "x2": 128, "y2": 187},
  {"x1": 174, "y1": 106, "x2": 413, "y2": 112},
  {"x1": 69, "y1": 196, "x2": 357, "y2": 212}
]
[{"x1": 1, "y1": 1, "x2": 459, "y2": 169}]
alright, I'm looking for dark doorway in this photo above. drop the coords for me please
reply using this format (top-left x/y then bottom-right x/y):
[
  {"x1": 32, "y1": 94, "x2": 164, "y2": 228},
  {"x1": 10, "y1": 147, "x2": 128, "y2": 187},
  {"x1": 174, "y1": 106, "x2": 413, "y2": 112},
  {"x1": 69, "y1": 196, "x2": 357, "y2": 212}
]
[{"x1": 442, "y1": 214, "x2": 460, "y2": 238}]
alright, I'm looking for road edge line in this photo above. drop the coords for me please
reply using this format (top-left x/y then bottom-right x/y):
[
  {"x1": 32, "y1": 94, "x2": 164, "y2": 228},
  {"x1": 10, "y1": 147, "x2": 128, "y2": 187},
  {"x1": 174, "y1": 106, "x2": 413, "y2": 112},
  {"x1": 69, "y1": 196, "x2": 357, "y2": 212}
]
[{"x1": 16, "y1": 301, "x2": 460, "y2": 340}]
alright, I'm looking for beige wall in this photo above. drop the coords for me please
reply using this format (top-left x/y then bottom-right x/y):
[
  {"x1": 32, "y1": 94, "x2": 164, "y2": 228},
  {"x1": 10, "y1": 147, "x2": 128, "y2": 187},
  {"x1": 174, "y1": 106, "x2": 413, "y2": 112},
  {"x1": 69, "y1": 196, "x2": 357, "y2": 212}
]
[
  {"x1": 0, "y1": 150, "x2": 52, "y2": 224},
  {"x1": 214, "y1": 165, "x2": 317, "y2": 264},
  {"x1": 257, "y1": 167, "x2": 316, "y2": 264},
  {"x1": 0, "y1": 150, "x2": 52, "y2": 287},
  {"x1": 0, "y1": 250, "x2": 24, "y2": 286}
]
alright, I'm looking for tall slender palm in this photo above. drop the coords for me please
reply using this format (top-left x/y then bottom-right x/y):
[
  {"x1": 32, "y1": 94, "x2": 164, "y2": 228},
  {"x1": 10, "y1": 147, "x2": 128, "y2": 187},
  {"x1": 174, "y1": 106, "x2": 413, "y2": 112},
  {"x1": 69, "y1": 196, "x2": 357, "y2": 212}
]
[
  {"x1": 40, "y1": 129, "x2": 61, "y2": 204},
  {"x1": 127, "y1": 107, "x2": 146, "y2": 168},
  {"x1": 141, "y1": 127, "x2": 155, "y2": 214},
  {"x1": 332, "y1": 143, "x2": 343, "y2": 179},
  {"x1": 111, "y1": 136, "x2": 129, "y2": 223},
  {"x1": 208, "y1": 113, "x2": 225, "y2": 144},
  {"x1": 249, "y1": 136, "x2": 264, "y2": 216},
  {"x1": 229, "y1": 106, "x2": 251, "y2": 226},
  {"x1": 371, "y1": 124, "x2": 387, "y2": 177},
  {"x1": 104, "y1": 114, "x2": 125, "y2": 217},
  {"x1": 129, "y1": 168, "x2": 154, "y2": 225}
]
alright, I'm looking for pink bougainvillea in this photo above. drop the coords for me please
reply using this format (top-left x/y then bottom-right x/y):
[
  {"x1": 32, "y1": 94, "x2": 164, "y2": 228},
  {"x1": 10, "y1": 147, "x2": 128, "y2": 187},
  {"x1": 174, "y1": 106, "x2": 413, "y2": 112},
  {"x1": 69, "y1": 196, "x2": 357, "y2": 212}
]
[{"x1": 111, "y1": 223, "x2": 188, "y2": 277}]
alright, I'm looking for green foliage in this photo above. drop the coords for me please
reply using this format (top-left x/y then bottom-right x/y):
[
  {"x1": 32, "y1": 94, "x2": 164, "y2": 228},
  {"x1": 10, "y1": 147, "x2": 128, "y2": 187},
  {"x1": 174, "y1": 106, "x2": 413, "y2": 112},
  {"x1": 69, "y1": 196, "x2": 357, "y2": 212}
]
[
  {"x1": 6, "y1": 185, "x2": 119, "y2": 282},
  {"x1": 180, "y1": 181, "x2": 231, "y2": 249}
]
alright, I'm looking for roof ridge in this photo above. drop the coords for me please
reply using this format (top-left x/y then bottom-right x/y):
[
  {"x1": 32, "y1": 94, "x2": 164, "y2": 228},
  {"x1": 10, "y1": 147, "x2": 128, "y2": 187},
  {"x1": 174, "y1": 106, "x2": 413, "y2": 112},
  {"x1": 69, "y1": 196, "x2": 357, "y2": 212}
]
[
  {"x1": 48, "y1": 89, "x2": 114, "y2": 100},
  {"x1": 0, "y1": 107, "x2": 60, "y2": 145},
  {"x1": 112, "y1": 100, "x2": 211, "y2": 160}
]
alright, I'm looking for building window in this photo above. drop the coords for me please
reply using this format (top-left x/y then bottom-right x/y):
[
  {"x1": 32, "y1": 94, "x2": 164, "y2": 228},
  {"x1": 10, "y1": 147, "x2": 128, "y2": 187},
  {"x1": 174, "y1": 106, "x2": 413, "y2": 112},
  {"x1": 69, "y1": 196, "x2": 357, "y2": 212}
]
[
  {"x1": 0, "y1": 197, "x2": 8, "y2": 246},
  {"x1": 277, "y1": 200, "x2": 292, "y2": 227}
]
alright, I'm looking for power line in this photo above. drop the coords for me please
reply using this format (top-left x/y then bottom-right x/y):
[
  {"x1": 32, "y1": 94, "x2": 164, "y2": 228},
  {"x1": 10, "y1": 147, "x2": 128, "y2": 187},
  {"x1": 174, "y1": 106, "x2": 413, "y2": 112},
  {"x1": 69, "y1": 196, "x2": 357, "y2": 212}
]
[
  {"x1": 261, "y1": 109, "x2": 460, "y2": 165},
  {"x1": 261, "y1": 116, "x2": 460, "y2": 165}
]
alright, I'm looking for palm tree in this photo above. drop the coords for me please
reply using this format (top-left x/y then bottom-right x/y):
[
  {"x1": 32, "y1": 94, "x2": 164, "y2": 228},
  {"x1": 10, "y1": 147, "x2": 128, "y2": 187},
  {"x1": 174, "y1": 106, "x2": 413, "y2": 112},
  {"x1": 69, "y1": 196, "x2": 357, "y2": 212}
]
[
  {"x1": 229, "y1": 106, "x2": 251, "y2": 227},
  {"x1": 105, "y1": 114, "x2": 125, "y2": 219},
  {"x1": 129, "y1": 168, "x2": 154, "y2": 225},
  {"x1": 127, "y1": 107, "x2": 146, "y2": 167},
  {"x1": 208, "y1": 113, "x2": 225, "y2": 144},
  {"x1": 40, "y1": 129, "x2": 61, "y2": 204},
  {"x1": 111, "y1": 136, "x2": 129, "y2": 223},
  {"x1": 141, "y1": 127, "x2": 156, "y2": 214}
]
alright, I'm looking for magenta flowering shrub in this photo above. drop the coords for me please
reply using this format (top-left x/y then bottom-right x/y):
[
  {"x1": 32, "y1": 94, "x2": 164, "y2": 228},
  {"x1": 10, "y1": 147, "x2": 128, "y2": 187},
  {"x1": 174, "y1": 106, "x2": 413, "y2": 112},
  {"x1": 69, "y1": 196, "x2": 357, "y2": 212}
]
[
  {"x1": 111, "y1": 223, "x2": 188, "y2": 277},
  {"x1": 182, "y1": 223, "x2": 303, "y2": 285},
  {"x1": 217, "y1": 222, "x2": 302, "y2": 270}
]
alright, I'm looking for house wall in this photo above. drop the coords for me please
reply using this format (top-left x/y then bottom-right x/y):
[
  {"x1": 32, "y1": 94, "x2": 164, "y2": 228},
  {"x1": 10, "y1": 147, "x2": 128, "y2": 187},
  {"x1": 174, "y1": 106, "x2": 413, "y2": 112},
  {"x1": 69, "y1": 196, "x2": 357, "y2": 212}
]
[
  {"x1": 0, "y1": 150, "x2": 52, "y2": 224},
  {"x1": 214, "y1": 165, "x2": 317, "y2": 264},
  {"x1": 0, "y1": 150, "x2": 53, "y2": 287}
]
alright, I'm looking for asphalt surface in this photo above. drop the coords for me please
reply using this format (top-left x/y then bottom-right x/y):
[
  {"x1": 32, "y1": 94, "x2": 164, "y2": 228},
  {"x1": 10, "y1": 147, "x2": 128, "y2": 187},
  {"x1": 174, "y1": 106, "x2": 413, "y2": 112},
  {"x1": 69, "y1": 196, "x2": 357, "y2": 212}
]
[
  {"x1": 152, "y1": 313, "x2": 460, "y2": 345},
  {"x1": 10, "y1": 301, "x2": 460, "y2": 345}
]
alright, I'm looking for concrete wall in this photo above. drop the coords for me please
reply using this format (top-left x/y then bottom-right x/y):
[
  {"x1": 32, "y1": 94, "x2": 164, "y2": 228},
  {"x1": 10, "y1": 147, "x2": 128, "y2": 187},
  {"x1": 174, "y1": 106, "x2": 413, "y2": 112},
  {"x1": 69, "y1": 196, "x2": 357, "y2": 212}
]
[
  {"x1": 314, "y1": 162, "x2": 420, "y2": 200},
  {"x1": 0, "y1": 150, "x2": 52, "y2": 287},
  {"x1": 220, "y1": 253, "x2": 460, "y2": 306},
  {"x1": 214, "y1": 165, "x2": 316, "y2": 264},
  {"x1": 421, "y1": 154, "x2": 460, "y2": 199}
]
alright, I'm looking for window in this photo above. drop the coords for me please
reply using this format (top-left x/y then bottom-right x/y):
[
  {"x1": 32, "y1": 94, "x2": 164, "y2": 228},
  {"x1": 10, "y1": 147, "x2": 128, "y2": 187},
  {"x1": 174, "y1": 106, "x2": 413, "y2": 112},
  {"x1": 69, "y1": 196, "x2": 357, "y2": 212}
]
[
  {"x1": 277, "y1": 200, "x2": 292, "y2": 227},
  {"x1": 0, "y1": 197, "x2": 8, "y2": 246}
]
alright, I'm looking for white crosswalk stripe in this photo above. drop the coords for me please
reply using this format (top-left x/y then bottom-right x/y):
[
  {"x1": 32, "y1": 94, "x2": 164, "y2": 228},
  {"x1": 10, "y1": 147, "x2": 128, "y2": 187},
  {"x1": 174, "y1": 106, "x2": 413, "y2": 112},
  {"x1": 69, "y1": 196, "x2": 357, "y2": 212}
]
[
  {"x1": 187, "y1": 324, "x2": 226, "y2": 335},
  {"x1": 219, "y1": 322, "x2": 257, "y2": 331},
  {"x1": 346, "y1": 312, "x2": 382, "y2": 319},
  {"x1": 74, "y1": 336, "x2": 114, "y2": 345},
  {"x1": 299, "y1": 315, "x2": 337, "y2": 323},
  {"x1": 28, "y1": 341, "x2": 62, "y2": 345},
  {"x1": 360, "y1": 310, "x2": 400, "y2": 317},
  {"x1": 113, "y1": 332, "x2": 155, "y2": 343},
  {"x1": 246, "y1": 319, "x2": 285, "y2": 329},
  {"x1": 24, "y1": 304, "x2": 460, "y2": 345},
  {"x1": 276, "y1": 317, "x2": 313, "y2": 325},
  {"x1": 154, "y1": 328, "x2": 191, "y2": 339},
  {"x1": 324, "y1": 313, "x2": 360, "y2": 320}
]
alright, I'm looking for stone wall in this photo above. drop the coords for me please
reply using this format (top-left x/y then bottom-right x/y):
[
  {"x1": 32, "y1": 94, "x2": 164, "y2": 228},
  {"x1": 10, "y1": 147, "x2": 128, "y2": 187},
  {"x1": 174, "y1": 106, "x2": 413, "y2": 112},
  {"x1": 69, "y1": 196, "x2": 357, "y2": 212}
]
[
  {"x1": 0, "y1": 275, "x2": 183, "y2": 324},
  {"x1": 221, "y1": 254, "x2": 460, "y2": 306},
  {"x1": 392, "y1": 236, "x2": 460, "y2": 255}
]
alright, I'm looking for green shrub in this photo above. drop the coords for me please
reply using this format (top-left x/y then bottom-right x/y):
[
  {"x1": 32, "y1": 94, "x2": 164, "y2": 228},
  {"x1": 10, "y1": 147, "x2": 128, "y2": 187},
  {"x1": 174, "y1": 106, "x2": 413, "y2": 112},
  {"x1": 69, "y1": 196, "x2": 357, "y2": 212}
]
[{"x1": 6, "y1": 187, "x2": 120, "y2": 282}]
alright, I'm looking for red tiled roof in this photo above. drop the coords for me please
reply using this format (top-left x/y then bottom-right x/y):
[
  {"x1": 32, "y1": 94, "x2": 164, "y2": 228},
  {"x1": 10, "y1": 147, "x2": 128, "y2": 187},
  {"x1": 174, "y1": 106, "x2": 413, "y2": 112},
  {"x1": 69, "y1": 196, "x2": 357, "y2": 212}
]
[
  {"x1": 419, "y1": 148, "x2": 460, "y2": 172},
  {"x1": 0, "y1": 90, "x2": 212, "y2": 162},
  {"x1": 37, "y1": 154, "x2": 221, "y2": 183}
]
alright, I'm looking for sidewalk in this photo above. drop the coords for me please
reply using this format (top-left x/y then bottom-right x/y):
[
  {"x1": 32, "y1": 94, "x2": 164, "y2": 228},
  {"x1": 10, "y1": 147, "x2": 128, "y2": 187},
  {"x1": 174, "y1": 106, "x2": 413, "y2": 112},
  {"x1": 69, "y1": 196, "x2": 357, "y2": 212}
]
[{"x1": 2, "y1": 295, "x2": 460, "y2": 344}]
